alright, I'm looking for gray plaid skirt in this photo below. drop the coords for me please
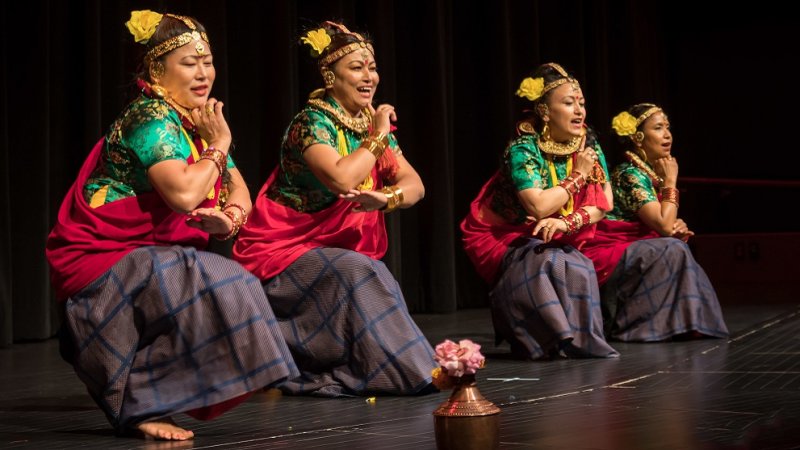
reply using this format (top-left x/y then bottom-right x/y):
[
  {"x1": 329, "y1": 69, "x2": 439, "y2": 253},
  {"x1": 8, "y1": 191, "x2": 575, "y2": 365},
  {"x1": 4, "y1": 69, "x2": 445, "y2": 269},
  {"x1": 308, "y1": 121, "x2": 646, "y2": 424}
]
[
  {"x1": 490, "y1": 238, "x2": 619, "y2": 360},
  {"x1": 602, "y1": 238, "x2": 729, "y2": 341},
  {"x1": 264, "y1": 247, "x2": 437, "y2": 396},
  {"x1": 61, "y1": 245, "x2": 297, "y2": 432}
]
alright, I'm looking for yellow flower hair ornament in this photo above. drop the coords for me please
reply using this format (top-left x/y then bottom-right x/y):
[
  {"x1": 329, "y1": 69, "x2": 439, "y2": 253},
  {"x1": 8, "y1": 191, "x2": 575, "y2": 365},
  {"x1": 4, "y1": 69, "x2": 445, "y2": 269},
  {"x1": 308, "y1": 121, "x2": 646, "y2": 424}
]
[
  {"x1": 125, "y1": 10, "x2": 164, "y2": 44},
  {"x1": 516, "y1": 77, "x2": 545, "y2": 101},
  {"x1": 301, "y1": 28, "x2": 332, "y2": 57},
  {"x1": 611, "y1": 111, "x2": 638, "y2": 136}
]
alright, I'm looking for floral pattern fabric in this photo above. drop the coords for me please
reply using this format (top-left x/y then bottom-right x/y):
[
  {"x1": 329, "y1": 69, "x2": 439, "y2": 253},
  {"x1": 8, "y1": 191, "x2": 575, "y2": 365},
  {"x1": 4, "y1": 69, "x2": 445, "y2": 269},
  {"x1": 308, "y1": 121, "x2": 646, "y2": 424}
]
[
  {"x1": 83, "y1": 95, "x2": 235, "y2": 206},
  {"x1": 607, "y1": 162, "x2": 657, "y2": 221},
  {"x1": 268, "y1": 96, "x2": 399, "y2": 213},
  {"x1": 489, "y1": 134, "x2": 608, "y2": 224}
]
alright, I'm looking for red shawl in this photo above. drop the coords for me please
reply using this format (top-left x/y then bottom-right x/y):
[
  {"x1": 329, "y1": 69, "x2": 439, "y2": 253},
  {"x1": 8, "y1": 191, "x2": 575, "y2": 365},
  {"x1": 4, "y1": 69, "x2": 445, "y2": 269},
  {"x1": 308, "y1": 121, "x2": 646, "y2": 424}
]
[
  {"x1": 580, "y1": 219, "x2": 660, "y2": 285},
  {"x1": 46, "y1": 135, "x2": 220, "y2": 300},
  {"x1": 461, "y1": 171, "x2": 610, "y2": 285},
  {"x1": 233, "y1": 167, "x2": 387, "y2": 281}
]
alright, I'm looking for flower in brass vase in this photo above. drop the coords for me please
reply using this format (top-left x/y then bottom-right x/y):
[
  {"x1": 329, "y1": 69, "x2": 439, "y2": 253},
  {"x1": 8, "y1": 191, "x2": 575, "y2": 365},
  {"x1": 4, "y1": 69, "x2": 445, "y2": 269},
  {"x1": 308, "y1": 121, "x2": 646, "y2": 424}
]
[{"x1": 431, "y1": 339, "x2": 486, "y2": 390}]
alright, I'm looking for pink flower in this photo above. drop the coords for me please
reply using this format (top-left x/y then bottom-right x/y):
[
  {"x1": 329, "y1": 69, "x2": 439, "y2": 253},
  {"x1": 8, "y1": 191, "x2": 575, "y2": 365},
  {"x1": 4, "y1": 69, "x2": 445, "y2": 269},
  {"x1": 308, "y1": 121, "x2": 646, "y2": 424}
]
[
  {"x1": 433, "y1": 339, "x2": 486, "y2": 378},
  {"x1": 457, "y1": 340, "x2": 485, "y2": 375}
]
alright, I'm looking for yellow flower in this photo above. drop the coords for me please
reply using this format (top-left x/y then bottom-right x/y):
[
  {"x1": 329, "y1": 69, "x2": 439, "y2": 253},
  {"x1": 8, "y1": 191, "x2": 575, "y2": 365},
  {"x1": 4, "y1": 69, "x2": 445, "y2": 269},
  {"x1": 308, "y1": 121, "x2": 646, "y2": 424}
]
[
  {"x1": 431, "y1": 367, "x2": 442, "y2": 378},
  {"x1": 125, "y1": 10, "x2": 163, "y2": 44},
  {"x1": 516, "y1": 77, "x2": 545, "y2": 101},
  {"x1": 611, "y1": 111, "x2": 638, "y2": 136},
  {"x1": 301, "y1": 28, "x2": 332, "y2": 56}
]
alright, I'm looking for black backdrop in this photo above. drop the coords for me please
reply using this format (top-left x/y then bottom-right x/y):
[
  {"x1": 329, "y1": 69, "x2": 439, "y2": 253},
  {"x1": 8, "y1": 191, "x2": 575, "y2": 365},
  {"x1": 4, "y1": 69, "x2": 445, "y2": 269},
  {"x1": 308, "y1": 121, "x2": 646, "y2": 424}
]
[{"x1": 2, "y1": 0, "x2": 798, "y2": 346}]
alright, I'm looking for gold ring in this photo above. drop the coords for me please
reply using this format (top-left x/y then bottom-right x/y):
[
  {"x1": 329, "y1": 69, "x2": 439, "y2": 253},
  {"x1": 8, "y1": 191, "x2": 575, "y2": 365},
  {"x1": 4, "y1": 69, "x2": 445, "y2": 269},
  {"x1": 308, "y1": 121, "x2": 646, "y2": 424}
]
[{"x1": 205, "y1": 105, "x2": 215, "y2": 115}]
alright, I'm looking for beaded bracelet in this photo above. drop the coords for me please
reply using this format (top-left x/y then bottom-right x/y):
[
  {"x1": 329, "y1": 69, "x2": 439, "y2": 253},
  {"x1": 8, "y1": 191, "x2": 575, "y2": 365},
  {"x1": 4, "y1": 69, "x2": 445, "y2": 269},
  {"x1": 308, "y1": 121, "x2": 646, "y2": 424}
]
[
  {"x1": 561, "y1": 207, "x2": 592, "y2": 235},
  {"x1": 222, "y1": 202, "x2": 248, "y2": 226},
  {"x1": 200, "y1": 146, "x2": 227, "y2": 174},
  {"x1": 558, "y1": 170, "x2": 586, "y2": 197},
  {"x1": 213, "y1": 209, "x2": 241, "y2": 241},
  {"x1": 660, "y1": 187, "x2": 680, "y2": 208}
]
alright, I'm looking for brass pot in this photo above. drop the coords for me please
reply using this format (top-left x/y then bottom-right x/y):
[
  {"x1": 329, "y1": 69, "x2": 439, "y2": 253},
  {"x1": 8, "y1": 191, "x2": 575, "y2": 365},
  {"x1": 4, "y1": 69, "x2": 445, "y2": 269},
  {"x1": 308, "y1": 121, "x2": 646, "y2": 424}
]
[{"x1": 433, "y1": 375, "x2": 501, "y2": 450}]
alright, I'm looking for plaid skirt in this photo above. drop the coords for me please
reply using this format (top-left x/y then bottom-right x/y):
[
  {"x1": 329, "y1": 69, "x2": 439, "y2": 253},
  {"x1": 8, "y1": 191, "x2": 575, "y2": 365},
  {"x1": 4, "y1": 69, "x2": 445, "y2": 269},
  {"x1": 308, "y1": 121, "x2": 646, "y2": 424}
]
[
  {"x1": 61, "y1": 245, "x2": 298, "y2": 432},
  {"x1": 490, "y1": 239, "x2": 619, "y2": 360},
  {"x1": 264, "y1": 247, "x2": 437, "y2": 396},
  {"x1": 602, "y1": 238, "x2": 729, "y2": 341}
]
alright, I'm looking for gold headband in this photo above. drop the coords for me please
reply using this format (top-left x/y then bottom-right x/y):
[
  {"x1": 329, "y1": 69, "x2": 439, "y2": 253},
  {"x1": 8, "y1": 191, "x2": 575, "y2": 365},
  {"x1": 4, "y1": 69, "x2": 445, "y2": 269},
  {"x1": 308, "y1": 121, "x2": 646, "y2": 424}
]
[
  {"x1": 319, "y1": 41, "x2": 375, "y2": 67},
  {"x1": 541, "y1": 62, "x2": 579, "y2": 94},
  {"x1": 144, "y1": 14, "x2": 210, "y2": 65},
  {"x1": 542, "y1": 77, "x2": 580, "y2": 96},
  {"x1": 515, "y1": 62, "x2": 580, "y2": 102},
  {"x1": 636, "y1": 104, "x2": 663, "y2": 126}
]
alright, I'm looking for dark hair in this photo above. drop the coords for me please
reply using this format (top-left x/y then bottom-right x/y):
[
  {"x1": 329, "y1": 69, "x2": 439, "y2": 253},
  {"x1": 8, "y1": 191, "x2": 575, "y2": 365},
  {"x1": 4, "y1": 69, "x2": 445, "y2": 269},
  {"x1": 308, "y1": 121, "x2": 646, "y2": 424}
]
[{"x1": 135, "y1": 14, "x2": 208, "y2": 82}]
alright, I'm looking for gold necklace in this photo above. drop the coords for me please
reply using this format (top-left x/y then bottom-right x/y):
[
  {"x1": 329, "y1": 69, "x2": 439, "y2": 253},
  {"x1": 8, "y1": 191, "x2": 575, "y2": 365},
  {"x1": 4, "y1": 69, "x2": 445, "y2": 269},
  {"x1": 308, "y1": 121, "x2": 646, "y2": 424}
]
[
  {"x1": 307, "y1": 98, "x2": 371, "y2": 133},
  {"x1": 536, "y1": 135, "x2": 582, "y2": 156},
  {"x1": 625, "y1": 151, "x2": 663, "y2": 188},
  {"x1": 164, "y1": 97, "x2": 196, "y2": 126}
]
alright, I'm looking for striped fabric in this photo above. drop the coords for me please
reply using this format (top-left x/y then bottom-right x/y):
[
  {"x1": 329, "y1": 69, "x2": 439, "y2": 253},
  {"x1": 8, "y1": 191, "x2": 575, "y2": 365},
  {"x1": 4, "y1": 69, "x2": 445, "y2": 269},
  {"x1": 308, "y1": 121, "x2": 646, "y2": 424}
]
[
  {"x1": 61, "y1": 245, "x2": 298, "y2": 433},
  {"x1": 602, "y1": 238, "x2": 729, "y2": 341},
  {"x1": 264, "y1": 247, "x2": 436, "y2": 396},
  {"x1": 490, "y1": 239, "x2": 619, "y2": 360}
]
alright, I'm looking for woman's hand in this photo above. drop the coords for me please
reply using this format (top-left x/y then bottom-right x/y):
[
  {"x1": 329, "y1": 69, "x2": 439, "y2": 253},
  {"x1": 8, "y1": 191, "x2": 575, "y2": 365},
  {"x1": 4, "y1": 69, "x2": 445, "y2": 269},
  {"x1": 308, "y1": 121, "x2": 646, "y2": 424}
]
[
  {"x1": 191, "y1": 98, "x2": 232, "y2": 153},
  {"x1": 185, "y1": 207, "x2": 233, "y2": 235},
  {"x1": 532, "y1": 217, "x2": 567, "y2": 243},
  {"x1": 574, "y1": 137, "x2": 597, "y2": 175},
  {"x1": 369, "y1": 103, "x2": 397, "y2": 135},
  {"x1": 339, "y1": 189, "x2": 388, "y2": 212},
  {"x1": 653, "y1": 156, "x2": 679, "y2": 186},
  {"x1": 671, "y1": 218, "x2": 694, "y2": 242}
]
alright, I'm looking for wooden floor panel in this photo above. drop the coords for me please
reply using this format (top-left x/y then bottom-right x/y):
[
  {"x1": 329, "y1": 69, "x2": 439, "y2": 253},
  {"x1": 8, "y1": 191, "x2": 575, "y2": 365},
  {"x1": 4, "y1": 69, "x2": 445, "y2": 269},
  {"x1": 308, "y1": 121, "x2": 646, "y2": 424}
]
[{"x1": 1, "y1": 303, "x2": 798, "y2": 449}]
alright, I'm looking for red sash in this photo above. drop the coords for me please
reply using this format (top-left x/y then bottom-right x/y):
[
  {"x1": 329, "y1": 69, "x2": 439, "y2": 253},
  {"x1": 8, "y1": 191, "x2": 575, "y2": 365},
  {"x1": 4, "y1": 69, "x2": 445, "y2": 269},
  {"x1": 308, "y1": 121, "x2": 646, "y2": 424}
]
[
  {"x1": 46, "y1": 138, "x2": 219, "y2": 300},
  {"x1": 233, "y1": 167, "x2": 388, "y2": 281},
  {"x1": 461, "y1": 171, "x2": 609, "y2": 284}
]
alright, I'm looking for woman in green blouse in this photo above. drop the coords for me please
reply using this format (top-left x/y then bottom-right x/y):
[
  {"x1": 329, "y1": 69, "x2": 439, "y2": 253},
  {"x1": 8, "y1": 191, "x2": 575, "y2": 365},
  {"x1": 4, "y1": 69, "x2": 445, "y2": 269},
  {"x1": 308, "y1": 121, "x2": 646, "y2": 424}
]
[
  {"x1": 461, "y1": 63, "x2": 618, "y2": 360},
  {"x1": 587, "y1": 103, "x2": 729, "y2": 341},
  {"x1": 47, "y1": 10, "x2": 296, "y2": 440},
  {"x1": 234, "y1": 21, "x2": 436, "y2": 396}
]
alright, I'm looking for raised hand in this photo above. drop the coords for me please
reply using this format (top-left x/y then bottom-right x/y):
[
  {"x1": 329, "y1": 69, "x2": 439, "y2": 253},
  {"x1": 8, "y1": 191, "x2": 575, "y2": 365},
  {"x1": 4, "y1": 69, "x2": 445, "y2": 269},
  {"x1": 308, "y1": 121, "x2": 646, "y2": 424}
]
[
  {"x1": 191, "y1": 98, "x2": 232, "y2": 153},
  {"x1": 369, "y1": 103, "x2": 397, "y2": 135}
]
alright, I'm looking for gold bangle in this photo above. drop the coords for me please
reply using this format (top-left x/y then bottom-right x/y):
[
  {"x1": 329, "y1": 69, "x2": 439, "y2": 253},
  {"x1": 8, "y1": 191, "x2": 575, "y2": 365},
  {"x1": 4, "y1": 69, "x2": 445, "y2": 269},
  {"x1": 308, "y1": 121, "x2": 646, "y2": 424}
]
[
  {"x1": 361, "y1": 132, "x2": 389, "y2": 159},
  {"x1": 380, "y1": 185, "x2": 403, "y2": 213}
]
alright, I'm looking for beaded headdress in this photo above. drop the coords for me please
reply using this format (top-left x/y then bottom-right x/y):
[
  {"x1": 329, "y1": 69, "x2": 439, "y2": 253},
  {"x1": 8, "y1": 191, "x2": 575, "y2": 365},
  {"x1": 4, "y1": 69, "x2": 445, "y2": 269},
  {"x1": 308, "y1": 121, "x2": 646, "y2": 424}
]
[
  {"x1": 301, "y1": 21, "x2": 375, "y2": 69},
  {"x1": 611, "y1": 103, "x2": 664, "y2": 137},
  {"x1": 516, "y1": 62, "x2": 581, "y2": 103},
  {"x1": 125, "y1": 10, "x2": 210, "y2": 66}
]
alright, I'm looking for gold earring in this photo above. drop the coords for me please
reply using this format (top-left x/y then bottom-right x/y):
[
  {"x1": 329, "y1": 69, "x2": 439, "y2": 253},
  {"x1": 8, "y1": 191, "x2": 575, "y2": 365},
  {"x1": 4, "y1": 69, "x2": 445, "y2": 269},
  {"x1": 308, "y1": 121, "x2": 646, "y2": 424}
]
[
  {"x1": 322, "y1": 69, "x2": 335, "y2": 89},
  {"x1": 541, "y1": 123, "x2": 551, "y2": 142},
  {"x1": 633, "y1": 131, "x2": 644, "y2": 144},
  {"x1": 149, "y1": 61, "x2": 165, "y2": 80},
  {"x1": 536, "y1": 103, "x2": 550, "y2": 117}
]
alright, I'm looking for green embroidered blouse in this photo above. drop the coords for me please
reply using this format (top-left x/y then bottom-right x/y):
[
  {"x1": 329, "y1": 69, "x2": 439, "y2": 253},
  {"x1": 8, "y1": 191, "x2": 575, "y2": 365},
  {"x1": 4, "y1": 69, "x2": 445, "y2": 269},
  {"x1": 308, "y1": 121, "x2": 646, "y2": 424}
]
[
  {"x1": 489, "y1": 134, "x2": 609, "y2": 224},
  {"x1": 607, "y1": 162, "x2": 658, "y2": 221},
  {"x1": 268, "y1": 96, "x2": 400, "y2": 213},
  {"x1": 83, "y1": 95, "x2": 235, "y2": 207}
]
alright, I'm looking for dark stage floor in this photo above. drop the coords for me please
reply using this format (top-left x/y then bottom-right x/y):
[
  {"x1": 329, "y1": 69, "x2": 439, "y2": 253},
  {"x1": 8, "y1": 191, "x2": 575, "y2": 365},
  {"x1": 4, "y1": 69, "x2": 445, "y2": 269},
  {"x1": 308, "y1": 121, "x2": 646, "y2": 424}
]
[{"x1": 1, "y1": 302, "x2": 799, "y2": 449}]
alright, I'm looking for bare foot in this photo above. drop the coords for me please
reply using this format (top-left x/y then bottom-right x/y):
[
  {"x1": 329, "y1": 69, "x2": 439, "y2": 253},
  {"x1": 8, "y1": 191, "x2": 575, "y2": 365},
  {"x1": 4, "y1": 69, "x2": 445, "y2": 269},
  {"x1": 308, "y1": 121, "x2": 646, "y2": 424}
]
[{"x1": 136, "y1": 417, "x2": 195, "y2": 440}]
